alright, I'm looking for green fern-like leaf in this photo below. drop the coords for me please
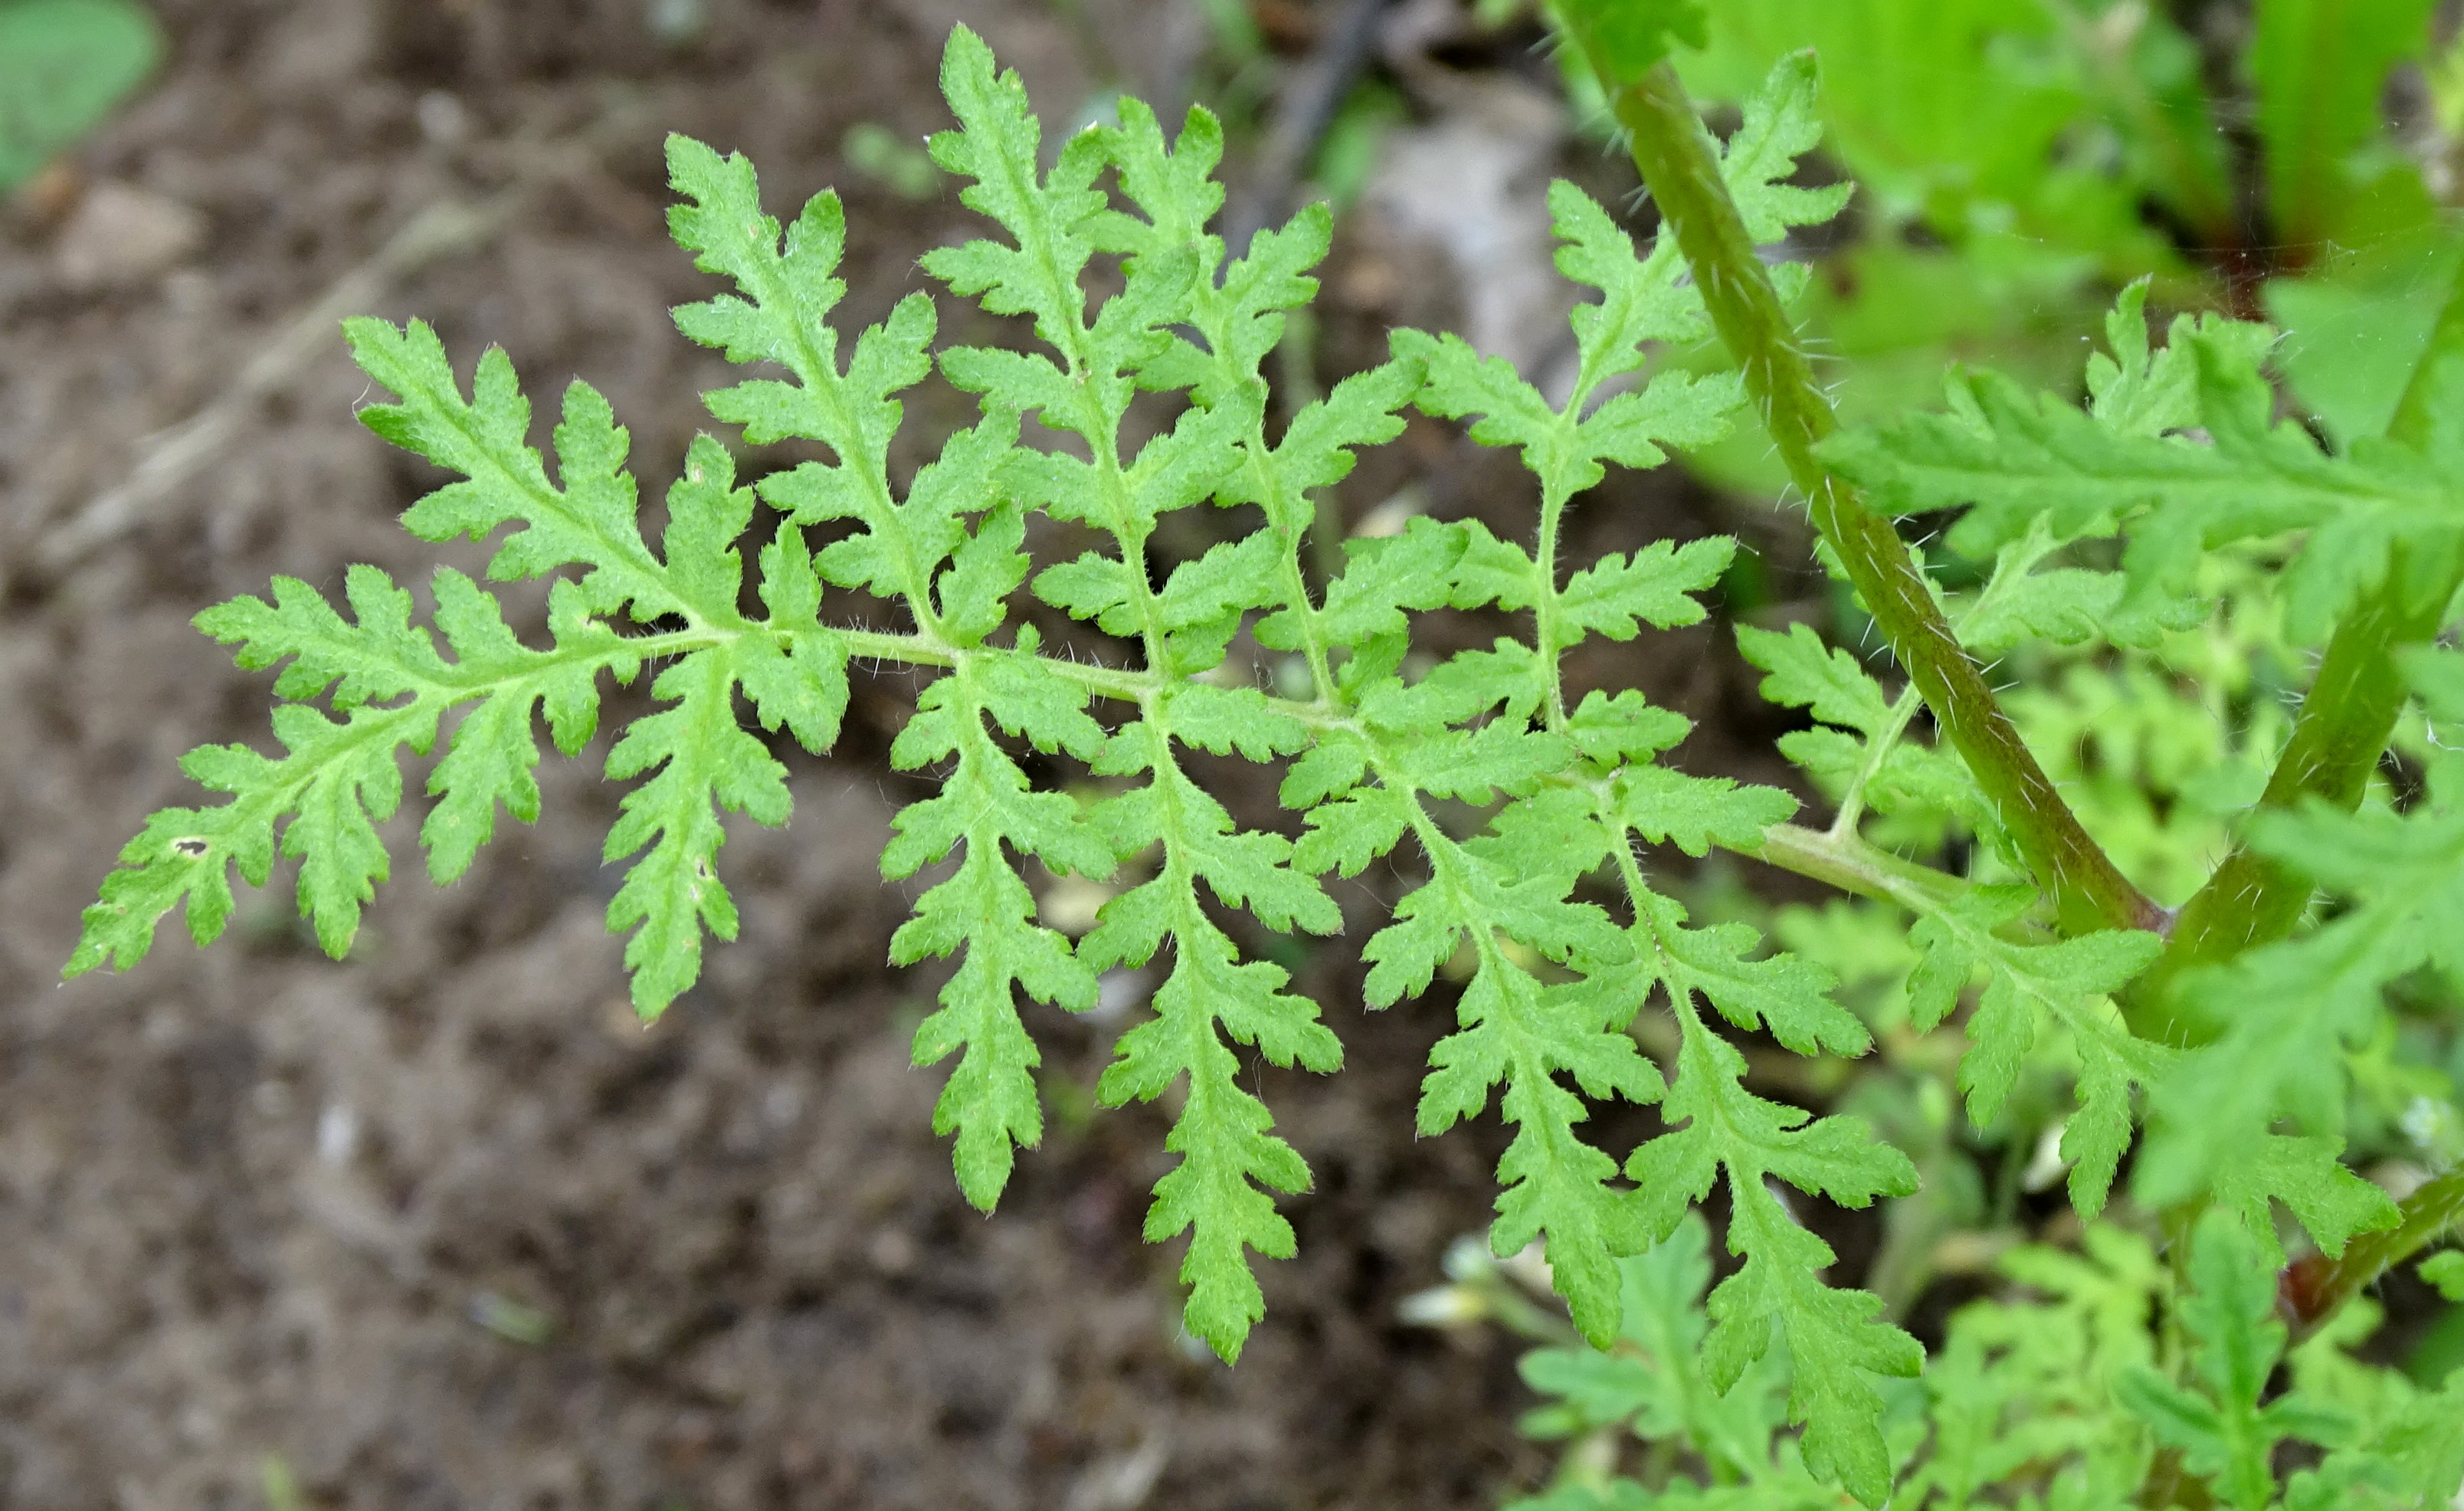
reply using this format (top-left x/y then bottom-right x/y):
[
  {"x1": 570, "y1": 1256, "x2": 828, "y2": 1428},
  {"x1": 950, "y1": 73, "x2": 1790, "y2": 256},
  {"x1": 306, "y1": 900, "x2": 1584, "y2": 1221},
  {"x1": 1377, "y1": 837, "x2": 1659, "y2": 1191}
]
[{"x1": 63, "y1": 34, "x2": 2111, "y2": 1505}]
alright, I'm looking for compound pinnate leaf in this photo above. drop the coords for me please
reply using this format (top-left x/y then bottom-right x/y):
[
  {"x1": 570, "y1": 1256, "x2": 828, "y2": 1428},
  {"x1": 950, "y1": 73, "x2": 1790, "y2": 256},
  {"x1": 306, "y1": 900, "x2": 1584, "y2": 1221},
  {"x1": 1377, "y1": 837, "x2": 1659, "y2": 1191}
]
[
  {"x1": 1548, "y1": 183, "x2": 1700, "y2": 385},
  {"x1": 1555, "y1": 536, "x2": 1734, "y2": 647},
  {"x1": 1741, "y1": 619, "x2": 1994, "y2": 845},
  {"x1": 1090, "y1": 895, "x2": 1337, "y2": 1358},
  {"x1": 1080, "y1": 723, "x2": 1342, "y2": 1359},
  {"x1": 1515, "y1": 1213, "x2": 1799, "y2": 1488},
  {"x1": 1612, "y1": 765, "x2": 1797, "y2": 857},
  {"x1": 1637, "y1": 890, "x2": 1868, "y2": 1059},
  {"x1": 1959, "y1": 556, "x2": 2204, "y2": 658},
  {"x1": 1415, "y1": 947, "x2": 1660, "y2": 1347},
  {"x1": 903, "y1": 834, "x2": 1086, "y2": 1209},
  {"x1": 64, "y1": 34, "x2": 2170, "y2": 1483},
  {"x1": 2083, "y1": 279, "x2": 2262, "y2": 440},
  {"x1": 1568, "y1": 690, "x2": 1692, "y2": 767},
  {"x1": 890, "y1": 655, "x2": 1110, "y2": 1210},
  {"x1": 921, "y1": 26, "x2": 1106, "y2": 352},
  {"x1": 1737, "y1": 621, "x2": 1896, "y2": 734},
  {"x1": 422, "y1": 572, "x2": 629, "y2": 882},
  {"x1": 2209, "y1": 1135, "x2": 2399, "y2": 1267}
]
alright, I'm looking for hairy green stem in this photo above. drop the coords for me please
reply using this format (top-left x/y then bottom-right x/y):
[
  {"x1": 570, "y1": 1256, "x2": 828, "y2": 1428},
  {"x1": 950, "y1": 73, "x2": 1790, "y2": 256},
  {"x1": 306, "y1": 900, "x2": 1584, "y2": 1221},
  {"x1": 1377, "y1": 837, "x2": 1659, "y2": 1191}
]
[
  {"x1": 2284, "y1": 1162, "x2": 2464, "y2": 1342},
  {"x1": 1585, "y1": 51, "x2": 2161, "y2": 939},
  {"x1": 1742, "y1": 821, "x2": 1967, "y2": 913},
  {"x1": 2134, "y1": 579, "x2": 2447, "y2": 1040},
  {"x1": 1534, "y1": 478, "x2": 1575, "y2": 730},
  {"x1": 1830, "y1": 683, "x2": 1923, "y2": 838},
  {"x1": 1224, "y1": 414, "x2": 1342, "y2": 703},
  {"x1": 2137, "y1": 260, "x2": 2464, "y2": 1043}
]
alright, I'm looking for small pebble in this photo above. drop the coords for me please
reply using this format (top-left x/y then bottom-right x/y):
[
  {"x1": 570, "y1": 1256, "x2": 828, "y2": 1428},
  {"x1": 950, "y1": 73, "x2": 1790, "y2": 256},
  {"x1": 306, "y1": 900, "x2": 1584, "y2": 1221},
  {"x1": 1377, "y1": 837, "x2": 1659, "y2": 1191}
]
[{"x1": 52, "y1": 180, "x2": 205, "y2": 291}]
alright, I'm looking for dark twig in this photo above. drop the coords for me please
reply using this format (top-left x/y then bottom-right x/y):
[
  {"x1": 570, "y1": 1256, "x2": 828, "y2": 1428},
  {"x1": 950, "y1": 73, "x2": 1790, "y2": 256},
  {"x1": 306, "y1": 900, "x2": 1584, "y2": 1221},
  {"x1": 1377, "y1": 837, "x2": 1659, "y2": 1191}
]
[{"x1": 1224, "y1": 0, "x2": 1394, "y2": 251}]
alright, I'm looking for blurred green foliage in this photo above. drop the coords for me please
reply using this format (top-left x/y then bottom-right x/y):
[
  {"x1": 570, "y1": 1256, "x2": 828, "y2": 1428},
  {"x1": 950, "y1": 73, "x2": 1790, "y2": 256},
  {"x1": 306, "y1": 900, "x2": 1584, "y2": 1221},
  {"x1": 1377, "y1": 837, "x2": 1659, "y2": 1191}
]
[
  {"x1": 1656, "y1": 0, "x2": 2460, "y2": 500},
  {"x1": 840, "y1": 121, "x2": 942, "y2": 201},
  {"x1": 1424, "y1": 1206, "x2": 2464, "y2": 1509},
  {"x1": 0, "y1": 0, "x2": 159, "y2": 195}
]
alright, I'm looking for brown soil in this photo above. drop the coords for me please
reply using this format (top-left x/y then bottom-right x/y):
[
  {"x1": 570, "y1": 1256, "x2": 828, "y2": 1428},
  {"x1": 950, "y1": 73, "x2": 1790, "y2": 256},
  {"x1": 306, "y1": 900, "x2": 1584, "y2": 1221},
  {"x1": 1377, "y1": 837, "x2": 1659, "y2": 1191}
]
[{"x1": 0, "y1": 2, "x2": 1797, "y2": 1506}]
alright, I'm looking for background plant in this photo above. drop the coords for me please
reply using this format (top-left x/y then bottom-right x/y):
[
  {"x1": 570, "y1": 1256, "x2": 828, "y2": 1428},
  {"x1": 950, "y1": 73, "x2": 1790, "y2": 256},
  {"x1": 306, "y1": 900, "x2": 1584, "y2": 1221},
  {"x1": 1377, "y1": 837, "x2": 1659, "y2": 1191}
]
[
  {"x1": 63, "y1": 8, "x2": 2464, "y2": 1510},
  {"x1": 1519, "y1": 0, "x2": 2463, "y2": 510},
  {"x1": 0, "y1": 0, "x2": 160, "y2": 195}
]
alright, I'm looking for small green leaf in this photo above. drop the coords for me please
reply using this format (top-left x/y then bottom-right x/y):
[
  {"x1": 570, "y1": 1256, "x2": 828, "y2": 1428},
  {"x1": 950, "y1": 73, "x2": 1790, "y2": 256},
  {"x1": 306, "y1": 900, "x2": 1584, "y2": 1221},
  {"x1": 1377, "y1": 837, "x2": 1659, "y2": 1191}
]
[
  {"x1": 2422, "y1": 1250, "x2": 2464, "y2": 1303},
  {"x1": 1719, "y1": 52, "x2": 1856, "y2": 244},
  {"x1": 1737, "y1": 621, "x2": 1895, "y2": 735},
  {"x1": 1555, "y1": 537, "x2": 1734, "y2": 647},
  {"x1": 604, "y1": 650, "x2": 790, "y2": 1018}
]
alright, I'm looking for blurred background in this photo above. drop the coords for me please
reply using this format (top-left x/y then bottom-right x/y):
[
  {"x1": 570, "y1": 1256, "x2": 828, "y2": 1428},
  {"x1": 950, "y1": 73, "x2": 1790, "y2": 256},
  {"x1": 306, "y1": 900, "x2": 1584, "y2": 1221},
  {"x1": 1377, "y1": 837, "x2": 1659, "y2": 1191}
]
[{"x1": 4, "y1": 1, "x2": 2462, "y2": 1507}]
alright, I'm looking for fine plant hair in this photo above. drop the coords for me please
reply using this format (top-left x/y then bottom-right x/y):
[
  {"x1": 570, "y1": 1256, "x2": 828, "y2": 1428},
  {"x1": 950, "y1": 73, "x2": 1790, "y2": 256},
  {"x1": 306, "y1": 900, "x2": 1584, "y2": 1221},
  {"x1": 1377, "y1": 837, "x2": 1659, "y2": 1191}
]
[{"x1": 66, "y1": 17, "x2": 2464, "y2": 1509}]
